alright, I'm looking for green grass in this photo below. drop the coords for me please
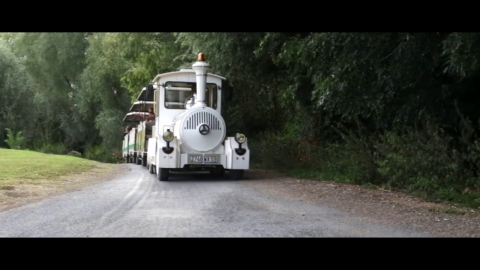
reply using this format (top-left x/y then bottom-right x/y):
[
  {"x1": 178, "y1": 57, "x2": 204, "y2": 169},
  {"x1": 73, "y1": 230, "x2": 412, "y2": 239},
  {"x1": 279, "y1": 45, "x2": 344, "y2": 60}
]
[{"x1": 0, "y1": 148, "x2": 103, "y2": 187}]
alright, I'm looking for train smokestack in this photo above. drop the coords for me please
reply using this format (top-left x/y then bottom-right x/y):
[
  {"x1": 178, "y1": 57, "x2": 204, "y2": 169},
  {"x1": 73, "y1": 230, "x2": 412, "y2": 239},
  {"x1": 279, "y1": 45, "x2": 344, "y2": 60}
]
[{"x1": 191, "y1": 52, "x2": 211, "y2": 108}]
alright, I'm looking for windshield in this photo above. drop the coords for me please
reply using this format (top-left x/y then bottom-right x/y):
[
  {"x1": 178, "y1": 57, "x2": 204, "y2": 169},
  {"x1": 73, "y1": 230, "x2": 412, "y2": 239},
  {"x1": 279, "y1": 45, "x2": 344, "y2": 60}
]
[{"x1": 165, "y1": 81, "x2": 217, "y2": 109}]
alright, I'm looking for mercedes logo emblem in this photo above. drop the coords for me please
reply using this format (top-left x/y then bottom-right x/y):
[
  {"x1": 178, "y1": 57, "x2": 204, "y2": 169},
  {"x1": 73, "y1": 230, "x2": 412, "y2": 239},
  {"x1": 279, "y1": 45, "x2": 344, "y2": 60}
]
[{"x1": 199, "y1": 124, "x2": 210, "y2": 135}]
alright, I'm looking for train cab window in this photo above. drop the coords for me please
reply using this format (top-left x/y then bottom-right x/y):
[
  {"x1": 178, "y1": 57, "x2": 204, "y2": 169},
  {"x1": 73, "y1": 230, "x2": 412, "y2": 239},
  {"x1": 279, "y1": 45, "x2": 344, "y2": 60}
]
[
  {"x1": 165, "y1": 81, "x2": 218, "y2": 109},
  {"x1": 205, "y1": 84, "x2": 217, "y2": 109},
  {"x1": 165, "y1": 82, "x2": 193, "y2": 109}
]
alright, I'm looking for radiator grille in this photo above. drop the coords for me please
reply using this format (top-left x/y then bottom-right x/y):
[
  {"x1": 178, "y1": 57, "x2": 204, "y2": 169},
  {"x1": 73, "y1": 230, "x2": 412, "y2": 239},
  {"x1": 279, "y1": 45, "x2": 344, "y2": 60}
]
[{"x1": 184, "y1": 111, "x2": 221, "y2": 130}]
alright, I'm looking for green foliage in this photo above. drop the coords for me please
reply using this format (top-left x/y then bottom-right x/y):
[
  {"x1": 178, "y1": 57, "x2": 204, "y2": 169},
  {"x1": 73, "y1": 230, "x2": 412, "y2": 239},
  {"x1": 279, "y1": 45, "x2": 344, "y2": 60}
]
[
  {"x1": 253, "y1": 132, "x2": 297, "y2": 170},
  {"x1": 375, "y1": 127, "x2": 460, "y2": 192},
  {"x1": 0, "y1": 40, "x2": 36, "y2": 148},
  {"x1": 2, "y1": 33, "x2": 95, "y2": 150},
  {"x1": 94, "y1": 108, "x2": 125, "y2": 149},
  {"x1": 11, "y1": 33, "x2": 89, "y2": 95},
  {"x1": 4, "y1": 128, "x2": 24, "y2": 149},
  {"x1": 78, "y1": 33, "x2": 134, "y2": 150},
  {"x1": 442, "y1": 33, "x2": 480, "y2": 79},
  {"x1": 118, "y1": 33, "x2": 185, "y2": 100}
]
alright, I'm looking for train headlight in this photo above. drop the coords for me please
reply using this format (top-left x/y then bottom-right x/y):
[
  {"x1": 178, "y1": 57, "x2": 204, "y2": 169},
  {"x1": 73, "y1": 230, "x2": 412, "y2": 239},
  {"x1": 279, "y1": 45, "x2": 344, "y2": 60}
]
[
  {"x1": 235, "y1": 133, "x2": 246, "y2": 144},
  {"x1": 163, "y1": 130, "x2": 174, "y2": 142}
]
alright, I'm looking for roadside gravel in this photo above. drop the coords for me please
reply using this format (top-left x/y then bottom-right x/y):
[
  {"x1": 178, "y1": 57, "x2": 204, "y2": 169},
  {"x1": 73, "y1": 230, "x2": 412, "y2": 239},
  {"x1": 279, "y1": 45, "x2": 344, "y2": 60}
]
[{"x1": 245, "y1": 169, "x2": 480, "y2": 237}]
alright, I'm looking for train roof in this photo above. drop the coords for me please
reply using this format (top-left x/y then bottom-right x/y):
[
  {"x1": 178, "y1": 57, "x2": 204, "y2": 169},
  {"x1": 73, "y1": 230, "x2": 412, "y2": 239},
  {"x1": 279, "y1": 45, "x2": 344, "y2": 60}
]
[
  {"x1": 128, "y1": 101, "x2": 155, "y2": 113},
  {"x1": 152, "y1": 69, "x2": 226, "y2": 82},
  {"x1": 123, "y1": 112, "x2": 150, "y2": 122}
]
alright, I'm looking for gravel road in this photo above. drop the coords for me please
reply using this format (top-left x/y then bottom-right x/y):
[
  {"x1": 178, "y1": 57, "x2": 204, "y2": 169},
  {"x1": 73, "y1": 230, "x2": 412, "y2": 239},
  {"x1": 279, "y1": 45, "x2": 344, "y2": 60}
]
[{"x1": 0, "y1": 164, "x2": 478, "y2": 237}]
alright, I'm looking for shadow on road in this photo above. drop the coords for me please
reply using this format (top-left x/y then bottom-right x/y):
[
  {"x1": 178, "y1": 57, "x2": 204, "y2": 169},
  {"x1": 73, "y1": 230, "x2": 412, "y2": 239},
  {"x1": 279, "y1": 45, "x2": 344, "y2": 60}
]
[
  {"x1": 155, "y1": 169, "x2": 283, "y2": 182},
  {"x1": 162, "y1": 171, "x2": 242, "y2": 182}
]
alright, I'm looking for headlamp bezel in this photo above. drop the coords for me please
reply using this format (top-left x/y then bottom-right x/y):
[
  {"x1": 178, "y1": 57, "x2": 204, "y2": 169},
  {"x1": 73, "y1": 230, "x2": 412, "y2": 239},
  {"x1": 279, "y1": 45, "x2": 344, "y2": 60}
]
[
  {"x1": 163, "y1": 130, "x2": 174, "y2": 142},
  {"x1": 235, "y1": 133, "x2": 246, "y2": 144}
]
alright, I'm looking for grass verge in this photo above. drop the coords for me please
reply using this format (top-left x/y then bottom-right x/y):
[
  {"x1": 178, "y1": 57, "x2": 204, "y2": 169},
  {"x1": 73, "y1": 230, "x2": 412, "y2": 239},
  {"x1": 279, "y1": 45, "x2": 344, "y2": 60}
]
[{"x1": 0, "y1": 148, "x2": 119, "y2": 212}]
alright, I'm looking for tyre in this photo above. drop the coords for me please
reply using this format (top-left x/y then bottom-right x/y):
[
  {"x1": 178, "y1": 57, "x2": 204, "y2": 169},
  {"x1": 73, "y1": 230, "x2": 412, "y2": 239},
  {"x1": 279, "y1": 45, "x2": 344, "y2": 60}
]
[
  {"x1": 142, "y1": 153, "x2": 147, "y2": 167},
  {"x1": 136, "y1": 154, "x2": 141, "y2": 165},
  {"x1": 149, "y1": 164, "x2": 155, "y2": 174},
  {"x1": 158, "y1": 168, "x2": 169, "y2": 181}
]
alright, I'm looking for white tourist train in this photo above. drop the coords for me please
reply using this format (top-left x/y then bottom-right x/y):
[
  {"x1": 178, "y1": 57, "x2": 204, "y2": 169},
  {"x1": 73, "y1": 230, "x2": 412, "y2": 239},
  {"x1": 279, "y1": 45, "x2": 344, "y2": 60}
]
[{"x1": 122, "y1": 53, "x2": 250, "y2": 180}]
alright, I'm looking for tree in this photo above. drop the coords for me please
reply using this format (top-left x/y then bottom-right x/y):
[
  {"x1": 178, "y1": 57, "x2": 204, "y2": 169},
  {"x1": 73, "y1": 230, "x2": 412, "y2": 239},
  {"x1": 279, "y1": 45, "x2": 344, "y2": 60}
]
[{"x1": 0, "y1": 39, "x2": 36, "y2": 148}]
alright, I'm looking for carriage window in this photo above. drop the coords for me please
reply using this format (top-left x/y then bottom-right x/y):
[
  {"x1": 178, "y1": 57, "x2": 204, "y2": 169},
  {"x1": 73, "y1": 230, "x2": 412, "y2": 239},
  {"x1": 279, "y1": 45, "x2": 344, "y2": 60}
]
[{"x1": 164, "y1": 81, "x2": 217, "y2": 109}]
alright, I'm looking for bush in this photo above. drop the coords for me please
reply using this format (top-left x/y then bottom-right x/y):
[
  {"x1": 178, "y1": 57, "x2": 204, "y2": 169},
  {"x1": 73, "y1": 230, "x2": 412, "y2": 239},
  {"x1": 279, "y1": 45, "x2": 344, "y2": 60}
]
[
  {"x1": 37, "y1": 142, "x2": 68, "y2": 155},
  {"x1": 67, "y1": 150, "x2": 82, "y2": 157},
  {"x1": 4, "y1": 128, "x2": 24, "y2": 149},
  {"x1": 254, "y1": 118, "x2": 480, "y2": 207},
  {"x1": 84, "y1": 145, "x2": 123, "y2": 163},
  {"x1": 375, "y1": 123, "x2": 480, "y2": 192},
  {"x1": 253, "y1": 131, "x2": 299, "y2": 170}
]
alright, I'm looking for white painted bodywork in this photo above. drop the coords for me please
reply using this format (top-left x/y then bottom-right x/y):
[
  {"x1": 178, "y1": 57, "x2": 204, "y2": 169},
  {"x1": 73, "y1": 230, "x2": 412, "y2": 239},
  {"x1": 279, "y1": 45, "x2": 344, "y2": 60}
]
[
  {"x1": 122, "y1": 134, "x2": 129, "y2": 158},
  {"x1": 128, "y1": 128, "x2": 136, "y2": 156},
  {"x1": 175, "y1": 107, "x2": 226, "y2": 152},
  {"x1": 147, "y1": 137, "x2": 156, "y2": 167},
  {"x1": 224, "y1": 138, "x2": 250, "y2": 170}
]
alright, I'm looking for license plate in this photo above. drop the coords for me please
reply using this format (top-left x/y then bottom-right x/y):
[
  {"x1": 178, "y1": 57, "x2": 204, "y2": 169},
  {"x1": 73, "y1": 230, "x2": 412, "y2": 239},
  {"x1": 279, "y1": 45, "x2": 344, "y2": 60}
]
[{"x1": 189, "y1": 155, "x2": 218, "y2": 163}]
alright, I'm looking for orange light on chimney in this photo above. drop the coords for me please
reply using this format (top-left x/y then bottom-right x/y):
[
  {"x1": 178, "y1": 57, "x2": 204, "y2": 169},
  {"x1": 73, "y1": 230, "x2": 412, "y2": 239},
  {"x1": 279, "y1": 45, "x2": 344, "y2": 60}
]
[{"x1": 198, "y1": 52, "x2": 205, "y2": 61}]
